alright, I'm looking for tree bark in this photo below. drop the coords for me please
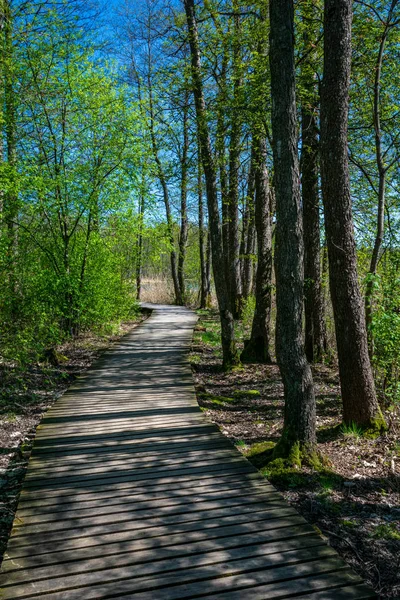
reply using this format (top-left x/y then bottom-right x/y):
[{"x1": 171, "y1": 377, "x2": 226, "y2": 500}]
[
  {"x1": 206, "y1": 225, "x2": 212, "y2": 303},
  {"x1": 215, "y1": 51, "x2": 230, "y2": 292},
  {"x1": 241, "y1": 134, "x2": 272, "y2": 364},
  {"x1": 241, "y1": 144, "x2": 256, "y2": 300},
  {"x1": 147, "y1": 62, "x2": 182, "y2": 305},
  {"x1": 136, "y1": 171, "x2": 145, "y2": 301},
  {"x1": 184, "y1": 0, "x2": 239, "y2": 368},
  {"x1": 198, "y1": 143, "x2": 209, "y2": 309},
  {"x1": 178, "y1": 90, "x2": 189, "y2": 305},
  {"x1": 227, "y1": 6, "x2": 243, "y2": 318},
  {"x1": 320, "y1": 0, "x2": 384, "y2": 428},
  {"x1": 301, "y1": 106, "x2": 327, "y2": 363},
  {"x1": 270, "y1": 0, "x2": 317, "y2": 458}
]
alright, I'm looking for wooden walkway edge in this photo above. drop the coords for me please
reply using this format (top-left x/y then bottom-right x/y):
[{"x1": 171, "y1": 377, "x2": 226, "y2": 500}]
[{"x1": 0, "y1": 305, "x2": 376, "y2": 599}]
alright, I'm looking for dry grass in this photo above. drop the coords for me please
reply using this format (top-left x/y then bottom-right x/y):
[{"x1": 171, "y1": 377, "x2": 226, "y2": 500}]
[{"x1": 140, "y1": 278, "x2": 175, "y2": 304}]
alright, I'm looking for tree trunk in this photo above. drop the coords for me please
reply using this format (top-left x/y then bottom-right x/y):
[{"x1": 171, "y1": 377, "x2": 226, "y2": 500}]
[
  {"x1": 270, "y1": 0, "x2": 317, "y2": 460},
  {"x1": 206, "y1": 226, "x2": 212, "y2": 304},
  {"x1": 320, "y1": 0, "x2": 384, "y2": 429},
  {"x1": 301, "y1": 107, "x2": 327, "y2": 363},
  {"x1": 241, "y1": 134, "x2": 273, "y2": 364},
  {"x1": 136, "y1": 172, "x2": 145, "y2": 301},
  {"x1": 198, "y1": 143, "x2": 208, "y2": 309},
  {"x1": 227, "y1": 7, "x2": 243, "y2": 318},
  {"x1": 184, "y1": 0, "x2": 239, "y2": 369},
  {"x1": 147, "y1": 68, "x2": 181, "y2": 305},
  {"x1": 178, "y1": 91, "x2": 189, "y2": 305},
  {"x1": 215, "y1": 51, "x2": 230, "y2": 291},
  {"x1": 241, "y1": 145, "x2": 256, "y2": 300}
]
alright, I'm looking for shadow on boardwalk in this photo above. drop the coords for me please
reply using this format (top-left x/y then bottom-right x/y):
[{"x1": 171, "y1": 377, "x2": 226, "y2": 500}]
[{"x1": 0, "y1": 305, "x2": 376, "y2": 599}]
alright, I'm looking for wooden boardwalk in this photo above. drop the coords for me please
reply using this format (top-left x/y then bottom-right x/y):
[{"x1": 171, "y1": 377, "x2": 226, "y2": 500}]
[{"x1": 0, "y1": 305, "x2": 376, "y2": 599}]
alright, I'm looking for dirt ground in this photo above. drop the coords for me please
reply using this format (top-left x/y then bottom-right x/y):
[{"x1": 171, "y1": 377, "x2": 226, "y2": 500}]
[
  {"x1": 0, "y1": 313, "x2": 148, "y2": 563},
  {"x1": 191, "y1": 310, "x2": 400, "y2": 599}
]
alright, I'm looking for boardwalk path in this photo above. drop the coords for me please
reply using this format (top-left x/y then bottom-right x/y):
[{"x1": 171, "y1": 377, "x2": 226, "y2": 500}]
[{"x1": 0, "y1": 305, "x2": 375, "y2": 599}]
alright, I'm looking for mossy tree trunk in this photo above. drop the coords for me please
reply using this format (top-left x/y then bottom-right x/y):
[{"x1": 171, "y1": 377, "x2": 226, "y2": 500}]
[{"x1": 269, "y1": 0, "x2": 317, "y2": 460}]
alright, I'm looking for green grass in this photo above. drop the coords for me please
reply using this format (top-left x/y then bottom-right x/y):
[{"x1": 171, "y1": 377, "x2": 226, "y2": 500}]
[
  {"x1": 201, "y1": 330, "x2": 220, "y2": 346},
  {"x1": 340, "y1": 421, "x2": 364, "y2": 439},
  {"x1": 372, "y1": 523, "x2": 400, "y2": 541},
  {"x1": 318, "y1": 471, "x2": 343, "y2": 491},
  {"x1": 236, "y1": 440, "x2": 247, "y2": 449}
]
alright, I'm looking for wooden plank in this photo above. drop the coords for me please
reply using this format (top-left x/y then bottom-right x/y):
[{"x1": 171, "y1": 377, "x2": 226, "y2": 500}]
[
  {"x1": 20, "y1": 459, "x2": 256, "y2": 494},
  {"x1": 16, "y1": 473, "x2": 271, "y2": 510},
  {"x1": 28, "y1": 433, "x2": 228, "y2": 461},
  {"x1": 1, "y1": 545, "x2": 337, "y2": 599},
  {"x1": 14, "y1": 488, "x2": 281, "y2": 527},
  {"x1": 23, "y1": 448, "x2": 239, "y2": 480},
  {"x1": 7, "y1": 507, "x2": 298, "y2": 558},
  {"x1": 2, "y1": 521, "x2": 314, "y2": 574},
  {"x1": 19, "y1": 469, "x2": 264, "y2": 503},
  {"x1": 8, "y1": 499, "x2": 297, "y2": 540},
  {"x1": 7, "y1": 501, "x2": 287, "y2": 551},
  {"x1": 16, "y1": 479, "x2": 275, "y2": 516}
]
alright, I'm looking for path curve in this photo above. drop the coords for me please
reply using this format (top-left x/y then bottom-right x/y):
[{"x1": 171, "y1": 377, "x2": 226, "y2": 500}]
[{"x1": 0, "y1": 305, "x2": 375, "y2": 599}]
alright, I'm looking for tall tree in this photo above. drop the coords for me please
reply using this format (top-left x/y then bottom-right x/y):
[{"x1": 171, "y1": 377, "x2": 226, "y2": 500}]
[
  {"x1": 240, "y1": 146, "x2": 256, "y2": 301},
  {"x1": 197, "y1": 143, "x2": 211, "y2": 309},
  {"x1": 320, "y1": 0, "x2": 385, "y2": 428},
  {"x1": 177, "y1": 88, "x2": 190, "y2": 305},
  {"x1": 358, "y1": 0, "x2": 400, "y2": 353},
  {"x1": 146, "y1": 53, "x2": 182, "y2": 305},
  {"x1": 227, "y1": 1, "x2": 243, "y2": 318},
  {"x1": 184, "y1": 0, "x2": 239, "y2": 368},
  {"x1": 269, "y1": 0, "x2": 317, "y2": 460},
  {"x1": 299, "y1": 0, "x2": 327, "y2": 363},
  {"x1": 241, "y1": 133, "x2": 272, "y2": 364}
]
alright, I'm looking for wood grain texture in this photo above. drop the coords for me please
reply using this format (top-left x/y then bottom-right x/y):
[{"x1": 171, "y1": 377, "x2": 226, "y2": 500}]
[{"x1": 0, "y1": 305, "x2": 376, "y2": 599}]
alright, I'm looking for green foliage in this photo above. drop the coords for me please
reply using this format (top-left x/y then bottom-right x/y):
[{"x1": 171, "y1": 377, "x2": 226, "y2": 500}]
[
  {"x1": 0, "y1": 2, "x2": 146, "y2": 364},
  {"x1": 370, "y1": 254, "x2": 400, "y2": 406}
]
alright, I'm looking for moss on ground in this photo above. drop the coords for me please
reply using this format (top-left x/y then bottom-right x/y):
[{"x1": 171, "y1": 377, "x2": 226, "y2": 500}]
[
  {"x1": 372, "y1": 523, "x2": 400, "y2": 541},
  {"x1": 233, "y1": 389, "x2": 261, "y2": 398},
  {"x1": 198, "y1": 392, "x2": 236, "y2": 406}
]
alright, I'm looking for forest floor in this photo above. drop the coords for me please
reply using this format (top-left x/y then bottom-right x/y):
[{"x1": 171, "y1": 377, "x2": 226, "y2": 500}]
[
  {"x1": 0, "y1": 310, "x2": 149, "y2": 563},
  {"x1": 190, "y1": 309, "x2": 400, "y2": 600}
]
